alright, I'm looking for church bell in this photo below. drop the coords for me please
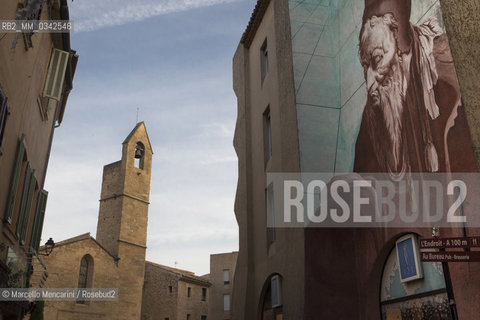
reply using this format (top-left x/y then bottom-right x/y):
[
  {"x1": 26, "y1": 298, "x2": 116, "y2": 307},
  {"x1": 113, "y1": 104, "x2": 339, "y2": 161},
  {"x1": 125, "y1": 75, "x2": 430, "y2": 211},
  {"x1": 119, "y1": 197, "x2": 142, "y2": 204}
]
[{"x1": 135, "y1": 145, "x2": 144, "y2": 159}]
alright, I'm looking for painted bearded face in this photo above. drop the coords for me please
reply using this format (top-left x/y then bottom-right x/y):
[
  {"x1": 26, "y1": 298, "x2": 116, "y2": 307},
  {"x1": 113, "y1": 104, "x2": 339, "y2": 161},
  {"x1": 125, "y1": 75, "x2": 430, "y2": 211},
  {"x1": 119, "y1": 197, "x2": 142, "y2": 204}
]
[
  {"x1": 359, "y1": 14, "x2": 406, "y2": 172},
  {"x1": 359, "y1": 14, "x2": 398, "y2": 106}
]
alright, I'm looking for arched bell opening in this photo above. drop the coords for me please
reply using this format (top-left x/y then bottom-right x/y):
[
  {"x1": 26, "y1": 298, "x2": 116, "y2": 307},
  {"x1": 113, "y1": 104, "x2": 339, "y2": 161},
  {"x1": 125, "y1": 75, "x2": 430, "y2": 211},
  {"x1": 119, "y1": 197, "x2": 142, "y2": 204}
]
[{"x1": 134, "y1": 142, "x2": 145, "y2": 169}]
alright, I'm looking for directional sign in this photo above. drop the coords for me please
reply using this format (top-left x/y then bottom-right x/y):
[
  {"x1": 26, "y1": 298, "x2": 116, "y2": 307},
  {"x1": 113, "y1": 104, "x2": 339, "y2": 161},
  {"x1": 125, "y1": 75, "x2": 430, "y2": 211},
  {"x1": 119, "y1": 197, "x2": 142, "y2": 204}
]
[
  {"x1": 421, "y1": 251, "x2": 480, "y2": 262},
  {"x1": 419, "y1": 237, "x2": 480, "y2": 249}
]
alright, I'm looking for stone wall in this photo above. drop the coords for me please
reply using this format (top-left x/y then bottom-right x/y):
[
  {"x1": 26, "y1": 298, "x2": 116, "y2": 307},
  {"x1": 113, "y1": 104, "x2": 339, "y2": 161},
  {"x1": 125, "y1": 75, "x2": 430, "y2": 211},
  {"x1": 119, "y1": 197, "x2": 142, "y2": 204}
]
[
  {"x1": 141, "y1": 262, "x2": 179, "y2": 320},
  {"x1": 141, "y1": 262, "x2": 209, "y2": 320},
  {"x1": 42, "y1": 236, "x2": 118, "y2": 320},
  {"x1": 176, "y1": 279, "x2": 209, "y2": 319}
]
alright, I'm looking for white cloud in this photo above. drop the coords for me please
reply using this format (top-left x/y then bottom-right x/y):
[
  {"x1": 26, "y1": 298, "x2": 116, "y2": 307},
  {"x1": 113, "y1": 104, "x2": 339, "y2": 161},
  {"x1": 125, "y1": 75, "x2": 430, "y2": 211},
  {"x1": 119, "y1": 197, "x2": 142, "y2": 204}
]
[{"x1": 70, "y1": 0, "x2": 238, "y2": 32}]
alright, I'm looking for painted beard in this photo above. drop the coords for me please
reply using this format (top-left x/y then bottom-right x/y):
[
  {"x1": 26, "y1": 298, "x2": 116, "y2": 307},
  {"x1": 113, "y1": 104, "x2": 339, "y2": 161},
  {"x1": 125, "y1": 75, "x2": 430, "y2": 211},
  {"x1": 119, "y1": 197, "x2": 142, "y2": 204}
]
[{"x1": 365, "y1": 56, "x2": 406, "y2": 173}]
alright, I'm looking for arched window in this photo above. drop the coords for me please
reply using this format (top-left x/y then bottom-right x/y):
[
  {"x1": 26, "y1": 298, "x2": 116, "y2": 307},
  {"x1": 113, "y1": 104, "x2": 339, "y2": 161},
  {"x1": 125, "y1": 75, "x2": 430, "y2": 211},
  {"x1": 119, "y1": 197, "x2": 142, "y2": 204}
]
[
  {"x1": 77, "y1": 255, "x2": 93, "y2": 304},
  {"x1": 259, "y1": 274, "x2": 283, "y2": 320},
  {"x1": 380, "y1": 234, "x2": 453, "y2": 319},
  {"x1": 77, "y1": 256, "x2": 89, "y2": 288},
  {"x1": 134, "y1": 142, "x2": 145, "y2": 169}
]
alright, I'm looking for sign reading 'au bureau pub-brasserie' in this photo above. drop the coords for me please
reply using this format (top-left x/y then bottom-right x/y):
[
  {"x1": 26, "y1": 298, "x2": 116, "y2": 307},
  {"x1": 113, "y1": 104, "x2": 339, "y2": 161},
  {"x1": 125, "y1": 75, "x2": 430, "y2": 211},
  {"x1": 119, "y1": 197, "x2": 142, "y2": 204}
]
[{"x1": 420, "y1": 237, "x2": 480, "y2": 262}]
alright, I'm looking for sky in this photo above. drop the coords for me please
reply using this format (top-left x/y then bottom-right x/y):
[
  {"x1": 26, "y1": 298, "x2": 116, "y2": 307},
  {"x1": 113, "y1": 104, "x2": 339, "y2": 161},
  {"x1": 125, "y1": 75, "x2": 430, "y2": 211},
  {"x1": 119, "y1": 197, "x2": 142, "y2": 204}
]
[{"x1": 42, "y1": 0, "x2": 257, "y2": 276}]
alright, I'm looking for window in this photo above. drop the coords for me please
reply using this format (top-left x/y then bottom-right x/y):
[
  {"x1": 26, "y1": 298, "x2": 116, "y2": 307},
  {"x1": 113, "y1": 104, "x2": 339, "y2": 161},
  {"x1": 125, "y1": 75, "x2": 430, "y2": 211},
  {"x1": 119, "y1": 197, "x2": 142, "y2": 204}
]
[
  {"x1": 78, "y1": 257, "x2": 89, "y2": 288},
  {"x1": 187, "y1": 287, "x2": 191, "y2": 297},
  {"x1": 23, "y1": 0, "x2": 44, "y2": 21},
  {"x1": 201, "y1": 316, "x2": 207, "y2": 320},
  {"x1": 380, "y1": 235, "x2": 451, "y2": 319},
  {"x1": 77, "y1": 255, "x2": 93, "y2": 304},
  {"x1": 4, "y1": 135, "x2": 25, "y2": 223},
  {"x1": 271, "y1": 275, "x2": 282, "y2": 308},
  {"x1": 263, "y1": 106, "x2": 272, "y2": 163},
  {"x1": 261, "y1": 39, "x2": 268, "y2": 82},
  {"x1": 202, "y1": 287, "x2": 207, "y2": 301},
  {"x1": 37, "y1": 96, "x2": 52, "y2": 121},
  {"x1": 223, "y1": 294, "x2": 230, "y2": 311},
  {"x1": 186, "y1": 314, "x2": 190, "y2": 320},
  {"x1": 168, "y1": 285, "x2": 173, "y2": 295},
  {"x1": 18, "y1": 0, "x2": 45, "y2": 49},
  {"x1": 5, "y1": 136, "x2": 39, "y2": 243},
  {"x1": 43, "y1": 48, "x2": 69, "y2": 101},
  {"x1": 223, "y1": 269, "x2": 230, "y2": 285},
  {"x1": 0, "y1": 85, "x2": 9, "y2": 154},
  {"x1": 15, "y1": 162, "x2": 37, "y2": 244},
  {"x1": 260, "y1": 275, "x2": 284, "y2": 318},
  {"x1": 266, "y1": 183, "x2": 275, "y2": 243},
  {"x1": 30, "y1": 190, "x2": 48, "y2": 252}
]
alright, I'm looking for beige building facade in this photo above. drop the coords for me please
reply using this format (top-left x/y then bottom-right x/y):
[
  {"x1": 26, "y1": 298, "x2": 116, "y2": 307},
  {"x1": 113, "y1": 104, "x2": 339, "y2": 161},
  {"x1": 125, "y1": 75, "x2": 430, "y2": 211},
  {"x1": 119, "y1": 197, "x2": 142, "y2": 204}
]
[
  {"x1": 233, "y1": 0, "x2": 480, "y2": 319},
  {"x1": 208, "y1": 252, "x2": 237, "y2": 320},
  {"x1": 232, "y1": 0, "x2": 304, "y2": 318},
  {"x1": 0, "y1": 0, "x2": 77, "y2": 318}
]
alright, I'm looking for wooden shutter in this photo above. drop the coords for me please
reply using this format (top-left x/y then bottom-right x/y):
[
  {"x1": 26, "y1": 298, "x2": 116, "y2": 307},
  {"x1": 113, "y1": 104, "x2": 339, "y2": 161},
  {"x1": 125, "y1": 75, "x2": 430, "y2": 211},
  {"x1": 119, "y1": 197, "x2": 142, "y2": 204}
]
[
  {"x1": 16, "y1": 164, "x2": 36, "y2": 244},
  {"x1": 20, "y1": 170, "x2": 36, "y2": 244},
  {"x1": 31, "y1": 190, "x2": 48, "y2": 252},
  {"x1": 4, "y1": 135, "x2": 25, "y2": 223},
  {"x1": 43, "y1": 48, "x2": 69, "y2": 101}
]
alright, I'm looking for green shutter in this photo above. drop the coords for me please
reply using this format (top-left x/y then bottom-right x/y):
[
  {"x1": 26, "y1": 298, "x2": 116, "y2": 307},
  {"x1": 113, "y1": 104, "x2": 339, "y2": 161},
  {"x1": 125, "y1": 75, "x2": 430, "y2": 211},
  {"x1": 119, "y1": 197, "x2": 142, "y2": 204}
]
[
  {"x1": 16, "y1": 163, "x2": 31, "y2": 238},
  {"x1": 31, "y1": 190, "x2": 48, "y2": 252},
  {"x1": 4, "y1": 135, "x2": 25, "y2": 223},
  {"x1": 20, "y1": 170, "x2": 36, "y2": 244},
  {"x1": 16, "y1": 163, "x2": 34, "y2": 241}
]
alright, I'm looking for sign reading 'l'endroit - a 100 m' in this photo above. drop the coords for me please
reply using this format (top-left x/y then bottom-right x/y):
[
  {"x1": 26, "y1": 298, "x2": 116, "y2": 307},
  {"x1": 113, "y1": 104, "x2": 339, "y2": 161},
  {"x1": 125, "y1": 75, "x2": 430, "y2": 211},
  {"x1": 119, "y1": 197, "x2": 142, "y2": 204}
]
[
  {"x1": 420, "y1": 237, "x2": 480, "y2": 262},
  {"x1": 420, "y1": 237, "x2": 480, "y2": 249}
]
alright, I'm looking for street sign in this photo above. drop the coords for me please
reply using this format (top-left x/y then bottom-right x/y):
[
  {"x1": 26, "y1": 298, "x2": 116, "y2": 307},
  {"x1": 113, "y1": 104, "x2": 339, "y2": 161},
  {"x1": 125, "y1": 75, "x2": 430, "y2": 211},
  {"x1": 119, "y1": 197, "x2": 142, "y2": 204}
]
[
  {"x1": 419, "y1": 236, "x2": 480, "y2": 249},
  {"x1": 421, "y1": 251, "x2": 480, "y2": 262}
]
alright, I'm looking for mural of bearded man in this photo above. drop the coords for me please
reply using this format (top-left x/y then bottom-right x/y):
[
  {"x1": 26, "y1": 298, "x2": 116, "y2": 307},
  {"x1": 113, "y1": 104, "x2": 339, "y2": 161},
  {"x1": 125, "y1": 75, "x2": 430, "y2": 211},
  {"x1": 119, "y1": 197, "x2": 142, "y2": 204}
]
[{"x1": 353, "y1": 0, "x2": 477, "y2": 175}]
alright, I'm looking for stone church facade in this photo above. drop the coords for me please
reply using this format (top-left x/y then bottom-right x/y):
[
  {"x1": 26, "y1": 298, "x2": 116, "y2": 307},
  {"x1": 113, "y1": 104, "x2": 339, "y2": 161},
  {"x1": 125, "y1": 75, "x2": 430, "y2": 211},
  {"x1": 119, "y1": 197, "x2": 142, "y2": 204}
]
[{"x1": 40, "y1": 123, "x2": 210, "y2": 320}]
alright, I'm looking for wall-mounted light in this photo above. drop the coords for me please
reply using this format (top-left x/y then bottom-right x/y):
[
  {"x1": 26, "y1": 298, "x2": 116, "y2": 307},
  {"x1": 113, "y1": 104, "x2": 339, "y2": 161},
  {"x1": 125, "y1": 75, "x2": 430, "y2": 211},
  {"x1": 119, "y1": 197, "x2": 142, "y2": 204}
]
[{"x1": 38, "y1": 238, "x2": 55, "y2": 256}]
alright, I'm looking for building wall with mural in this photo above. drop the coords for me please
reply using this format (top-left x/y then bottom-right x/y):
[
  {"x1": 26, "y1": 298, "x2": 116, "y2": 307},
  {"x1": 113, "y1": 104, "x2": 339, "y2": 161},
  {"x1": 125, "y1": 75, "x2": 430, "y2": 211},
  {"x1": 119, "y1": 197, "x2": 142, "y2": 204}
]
[
  {"x1": 288, "y1": 0, "x2": 480, "y2": 319},
  {"x1": 289, "y1": 0, "x2": 470, "y2": 174},
  {"x1": 233, "y1": 0, "x2": 480, "y2": 319}
]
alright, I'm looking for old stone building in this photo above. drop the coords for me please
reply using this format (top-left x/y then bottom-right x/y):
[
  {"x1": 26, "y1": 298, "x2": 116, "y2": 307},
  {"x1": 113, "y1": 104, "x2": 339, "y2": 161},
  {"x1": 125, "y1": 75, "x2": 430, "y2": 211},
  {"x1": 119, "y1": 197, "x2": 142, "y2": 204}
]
[
  {"x1": 208, "y1": 252, "x2": 237, "y2": 320},
  {"x1": 42, "y1": 122, "x2": 152, "y2": 319},
  {"x1": 232, "y1": 0, "x2": 480, "y2": 319},
  {"x1": 41, "y1": 122, "x2": 211, "y2": 320},
  {"x1": 0, "y1": 0, "x2": 77, "y2": 318},
  {"x1": 141, "y1": 262, "x2": 210, "y2": 320}
]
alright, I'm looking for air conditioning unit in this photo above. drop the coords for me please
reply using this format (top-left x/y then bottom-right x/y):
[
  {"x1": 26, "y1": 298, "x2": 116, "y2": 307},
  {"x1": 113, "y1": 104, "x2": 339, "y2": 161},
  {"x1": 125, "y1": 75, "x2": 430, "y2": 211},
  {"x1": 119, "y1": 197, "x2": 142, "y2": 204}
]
[{"x1": 43, "y1": 48, "x2": 69, "y2": 101}]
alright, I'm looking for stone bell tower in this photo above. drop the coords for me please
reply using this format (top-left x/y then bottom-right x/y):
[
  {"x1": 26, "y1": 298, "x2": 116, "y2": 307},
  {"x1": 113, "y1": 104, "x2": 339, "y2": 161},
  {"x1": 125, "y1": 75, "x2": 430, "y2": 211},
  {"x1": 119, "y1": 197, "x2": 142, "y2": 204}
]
[{"x1": 95, "y1": 122, "x2": 153, "y2": 319}]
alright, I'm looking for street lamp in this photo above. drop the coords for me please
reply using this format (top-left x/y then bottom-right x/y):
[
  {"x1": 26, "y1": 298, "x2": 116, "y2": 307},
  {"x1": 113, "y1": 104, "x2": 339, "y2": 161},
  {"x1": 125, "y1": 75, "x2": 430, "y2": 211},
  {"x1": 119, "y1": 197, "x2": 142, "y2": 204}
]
[{"x1": 38, "y1": 238, "x2": 55, "y2": 256}]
